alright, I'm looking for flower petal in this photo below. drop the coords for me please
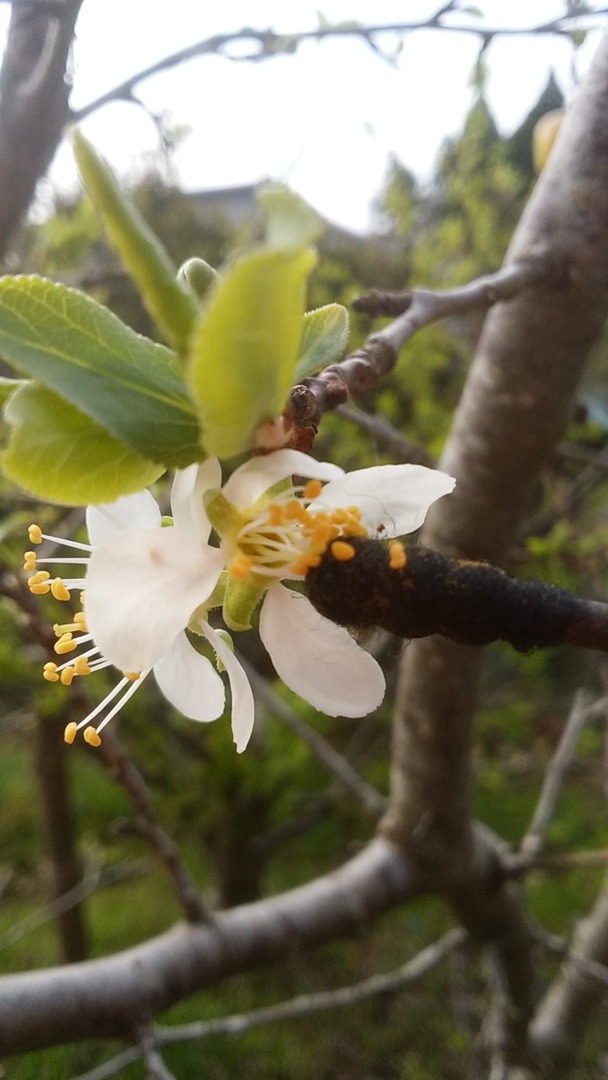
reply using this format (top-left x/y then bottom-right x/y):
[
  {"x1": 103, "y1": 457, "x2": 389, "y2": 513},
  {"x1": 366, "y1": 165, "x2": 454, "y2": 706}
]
[
  {"x1": 85, "y1": 527, "x2": 225, "y2": 672},
  {"x1": 316, "y1": 464, "x2": 456, "y2": 537},
  {"x1": 222, "y1": 449, "x2": 343, "y2": 508},
  {"x1": 199, "y1": 622, "x2": 255, "y2": 752},
  {"x1": 153, "y1": 631, "x2": 225, "y2": 722},
  {"x1": 259, "y1": 582, "x2": 385, "y2": 717},
  {"x1": 170, "y1": 458, "x2": 221, "y2": 541},
  {"x1": 86, "y1": 489, "x2": 161, "y2": 546}
]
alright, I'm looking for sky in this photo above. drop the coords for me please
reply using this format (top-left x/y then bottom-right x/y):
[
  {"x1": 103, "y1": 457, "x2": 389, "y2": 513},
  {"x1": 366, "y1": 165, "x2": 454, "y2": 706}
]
[{"x1": 1, "y1": 1, "x2": 605, "y2": 231}]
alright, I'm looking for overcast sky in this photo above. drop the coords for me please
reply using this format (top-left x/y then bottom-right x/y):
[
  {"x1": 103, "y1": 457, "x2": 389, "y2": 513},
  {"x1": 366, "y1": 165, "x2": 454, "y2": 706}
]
[{"x1": 1, "y1": 2, "x2": 604, "y2": 230}]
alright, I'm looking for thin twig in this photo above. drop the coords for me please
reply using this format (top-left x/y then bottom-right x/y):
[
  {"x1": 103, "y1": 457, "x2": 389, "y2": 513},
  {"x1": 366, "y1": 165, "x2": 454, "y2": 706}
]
[
  {"x1": 98, "y1": 731, "x2": 211, "y2": 924},
  {"x1": 287, "y1": 259, "x2": 556, "y2": 451},
  {"x1": 140, "y1": 1036, "x2": 177, "y2": 1080},
  {"x1": 73, "y1": 9, "x2": 608, "y2": 122},
  {"x1": 335, "y1": 404, "x2": 434, "y2": 466},
  {"x1": 156, "y1": 927, "x2": 465, "y2": 1043},
  {"x1": 506, "y1": 847, "x2": 608, "y2": 878},
  {"x1": 519, "y1": 691, "x2": 608, "y2": 862},
  {"x1": 0, "y1": 858, "x2": 147, "y2": 949},
  {"x1": 70, "y1": 928, "x2": 463, "y2": 1080},
  {"x1": 240, "y1": 656, "x2": 387, "y2": 818}
]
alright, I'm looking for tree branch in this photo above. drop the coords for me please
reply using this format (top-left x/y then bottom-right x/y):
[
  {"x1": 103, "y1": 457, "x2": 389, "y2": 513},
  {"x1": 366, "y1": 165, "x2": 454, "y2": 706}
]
[
  {"x1": 0, "y1": 0, "x2": 82, "y2": 257},
  {"x1": 286, "y1": 260, "x2": 555, "y2": 452},
  {"x1": 241, "y1": 657, "x2": 387, "y2": 818},
  {"x1": 73, "y1": 8, "x2": 608, "y2": 123},
  {"x1": 0, "y1": 839, "x2": 420, "y2": 1055}
]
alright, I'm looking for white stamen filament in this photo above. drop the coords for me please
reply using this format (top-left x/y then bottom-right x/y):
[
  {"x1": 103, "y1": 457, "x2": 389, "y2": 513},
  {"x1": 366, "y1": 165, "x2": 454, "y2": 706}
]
[{"x1": 74, "y1": 670, "x2": 148, "y2": 735}]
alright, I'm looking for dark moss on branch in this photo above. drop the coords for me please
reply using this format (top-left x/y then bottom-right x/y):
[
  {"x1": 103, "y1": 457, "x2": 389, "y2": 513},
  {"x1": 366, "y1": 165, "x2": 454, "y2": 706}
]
[{"x1": 305, "y1": 538, "x2": 608, "y2": 653}]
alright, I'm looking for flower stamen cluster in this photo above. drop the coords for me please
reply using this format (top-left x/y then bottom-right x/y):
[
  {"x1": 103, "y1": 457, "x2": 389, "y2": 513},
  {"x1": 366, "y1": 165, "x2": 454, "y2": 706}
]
[
  {"x1": 24, "y1": 522, "x2": 144, "y2": 746},
  {"x1": 222, "y1": 478, "x2": 367, "y2": 581}
]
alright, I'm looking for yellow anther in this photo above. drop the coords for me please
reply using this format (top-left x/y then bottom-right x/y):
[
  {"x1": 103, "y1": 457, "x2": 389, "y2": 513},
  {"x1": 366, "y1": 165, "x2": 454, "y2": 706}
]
[
  {"x1": 60, "y1": 667, "x2": 75, "y2": 686},
  {"x1": 388, "y1": 540, "x2": 407, "y2": 570},
  {"x1": 28, "y1": 570, "x2": 50, "y2": 584},
  {"x1": 331, "y1": 509, "x2": 354, "y2": 525},
  {"x1": 283, "y1": 500, "x2": 308, "y2": 522},
  {"x1": 23, "y1": 552, "x2": 37, "y2": 571},
  {"x1": 29, "y1": 581, "x2": 51, "y2": 595},
  {"x1": 343, "y1": 522, "x2": 367, "y2": 539},
  {"x1": 28, "y1": 524, "x2": 42, "y2": 545},
  {"x1": 330, "y1": 540, "x2": 356, "y2": 562},
  {"x1": 43, "y1": 662, "x2": 60, "y2": 683},
  {"x1": 51, "y1": 578, "x2": 71, "y2": 601},
  {"x1": 54, "y1": 634, "x2": 77, "y2": 655},
  {"x1": 303, "y1": 479, "x2": 322, "y2": 500},
  {"x1": 74, "y1": 656, "x2": 91, "y2": 676},
  {"x1": 227, "y1": 552, "x2": 253, "y2": 580},
  {"x1": 83, "y1": 726, "x2": 102, "y2": 747},
  {"x1": 123, "y1": 671, "x2": 141, "y2": 682},
  {"x1": 64, "y1": 722, "x2": 77, "y2": 744},
  {"x1": 290, "y1": 553, "x2": 321, "y2": 575},
  {"x1": 310, "y1": 520, "x2": 333, "y2": 545},
  {"x1": 53, "y1": 619, "x2": 85, "y2": 635},
  {"x1": 266, "y1": 504, "x2": 285, "y2": 526},
  {"x1": 74, "y1": 611, "x2": 86, "y2": 626}
]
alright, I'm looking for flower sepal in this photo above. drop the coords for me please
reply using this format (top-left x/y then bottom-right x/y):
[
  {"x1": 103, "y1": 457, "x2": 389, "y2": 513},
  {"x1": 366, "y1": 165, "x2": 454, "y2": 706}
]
[
  {"x1": 204, "y1": 488, "x2": 247, "y2": 537},
  {"x1": 222, "y1": 573, "x2": 268, "y2": 632}
]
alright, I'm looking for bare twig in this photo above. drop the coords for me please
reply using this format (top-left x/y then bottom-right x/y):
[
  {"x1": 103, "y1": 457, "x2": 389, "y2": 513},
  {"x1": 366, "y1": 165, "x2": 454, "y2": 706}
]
[
  {"x1": 240, "y1": 656, "x2": 387, "y2": 818},
  {"x1": 335, "y1": 404, "x2": 434, "y2": 466},
  {"x1": 506, "y1": 847, "x2": 608, "y2": 878},
  {"x1": 527, "y1": 877, "x2": 608, "y2": 1071},
  {"x1": 155, "y1": 926, "x2": 465, "y2": 1041},
  {"x1": 73, "y1": 9, "x2": 608, "y2": 123},
  {"x1": 97, "y1": 732, "x2": 211, "y2": 925},
  {"x1": 287, "y1": 259, "x2": 556, "y2": 451},
  {"x1": 519, "y1": 690, "x2": 602, "y2": 862},
  {"x1": 70, "y1": 928, "x2": 464, "y2": 1080},
  {"x1": 0, "y1": 859, "x2": 147, "y2": 949},
  {"x1": 139, "y1": 1033, "x2": 177, "y2": 1080}
]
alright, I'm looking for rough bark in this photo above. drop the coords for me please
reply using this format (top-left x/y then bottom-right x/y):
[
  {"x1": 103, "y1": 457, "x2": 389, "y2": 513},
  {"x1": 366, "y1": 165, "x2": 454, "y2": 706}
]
[{"x1": 0, "y1": 0, "x2": 82, "y2": 258}]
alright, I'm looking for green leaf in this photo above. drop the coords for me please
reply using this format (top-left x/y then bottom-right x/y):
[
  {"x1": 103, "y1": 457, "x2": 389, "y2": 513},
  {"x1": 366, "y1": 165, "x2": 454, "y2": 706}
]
[
  {"x1": 188, "y1": 246, "x2": 316, "y2": 459},
  {"x1": 0, "y1": 375, "x2": 25, "y2": 405},
  {"x1": 71, "y1": 128, "x2": 197, "y2": 352},
  {"x1": 293, "y1": 304, "x2": 349, "y2": 382},
  {"x1": 3, "y1": 383, "x2": 163, "y2": 504},
  {"x1": 0, "y1": 276, "x2": 201, "y2": 468},
  {"x1": 257, "y1": 185, "x2": 323, "y2": 249}
]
